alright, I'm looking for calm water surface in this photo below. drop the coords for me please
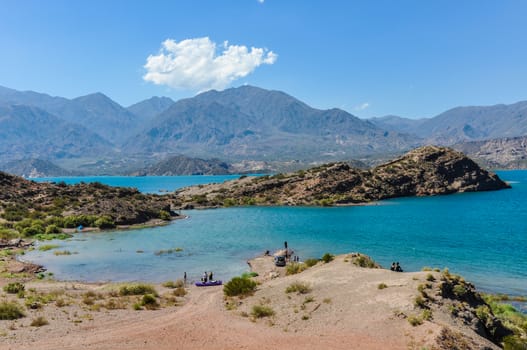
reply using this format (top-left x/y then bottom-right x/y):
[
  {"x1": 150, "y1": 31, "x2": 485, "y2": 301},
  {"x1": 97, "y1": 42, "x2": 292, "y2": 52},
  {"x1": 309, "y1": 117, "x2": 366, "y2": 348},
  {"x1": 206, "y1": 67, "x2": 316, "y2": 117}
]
[{"x1": 27, "y1": 171, "x2": 527, "y2": 301}]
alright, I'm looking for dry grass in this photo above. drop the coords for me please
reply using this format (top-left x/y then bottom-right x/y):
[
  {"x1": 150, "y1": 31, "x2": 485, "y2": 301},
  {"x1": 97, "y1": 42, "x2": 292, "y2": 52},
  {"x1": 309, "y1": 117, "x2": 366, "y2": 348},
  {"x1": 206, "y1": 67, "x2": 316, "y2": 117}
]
[{"x1": 285, "y1": 282, "x2": 311, "y2": 294}]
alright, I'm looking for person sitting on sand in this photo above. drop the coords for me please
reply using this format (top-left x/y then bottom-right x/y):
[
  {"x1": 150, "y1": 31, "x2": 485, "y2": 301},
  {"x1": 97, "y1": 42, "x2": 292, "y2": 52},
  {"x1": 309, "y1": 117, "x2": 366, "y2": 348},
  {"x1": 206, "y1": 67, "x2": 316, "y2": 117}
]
[
  {"x1": 390, "y1": 262, "x2": 396, "y2": 271},
  {"x1": 395, "y1": 262, "x2": 403, "y2": 272},
  {"x1": 209, "y1": 271, "x2": 214, "y2": 282}
]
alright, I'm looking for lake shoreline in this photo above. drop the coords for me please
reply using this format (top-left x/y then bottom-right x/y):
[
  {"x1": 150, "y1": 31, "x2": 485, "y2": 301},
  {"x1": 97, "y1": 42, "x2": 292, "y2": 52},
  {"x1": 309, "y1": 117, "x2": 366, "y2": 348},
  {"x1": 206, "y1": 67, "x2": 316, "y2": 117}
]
[{"x1": 1, "y1": 252, "x2": 524, "y2": 349}]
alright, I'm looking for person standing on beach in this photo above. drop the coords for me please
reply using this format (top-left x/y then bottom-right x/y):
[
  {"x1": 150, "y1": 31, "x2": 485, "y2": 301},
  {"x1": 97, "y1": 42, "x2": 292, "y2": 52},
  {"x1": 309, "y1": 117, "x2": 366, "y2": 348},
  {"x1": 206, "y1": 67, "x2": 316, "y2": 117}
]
[
  {"x1": 184, "y1": 272, "x2": 187, "y2": 285},
  {"x1": 209, "y1": 271, "x2": 213, "y2": 282},
  {"x1": 202, "y1": 271, "x2": 208, "y2": 283}
]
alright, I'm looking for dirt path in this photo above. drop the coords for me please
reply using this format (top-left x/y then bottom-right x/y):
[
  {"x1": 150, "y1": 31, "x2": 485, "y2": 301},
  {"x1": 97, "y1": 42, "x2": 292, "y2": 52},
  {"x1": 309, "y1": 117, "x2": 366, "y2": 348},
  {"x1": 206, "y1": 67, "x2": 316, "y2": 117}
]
[{"x1": 4, "y1": 281, "x2": 404, "y2": 350}]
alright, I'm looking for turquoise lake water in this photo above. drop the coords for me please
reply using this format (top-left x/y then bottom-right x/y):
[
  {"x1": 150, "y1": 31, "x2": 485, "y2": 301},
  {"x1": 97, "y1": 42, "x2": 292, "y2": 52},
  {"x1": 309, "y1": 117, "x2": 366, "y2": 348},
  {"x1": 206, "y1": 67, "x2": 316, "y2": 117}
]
[{"x1": 26, "y1": 171, "x2": 527, "y2": 303}]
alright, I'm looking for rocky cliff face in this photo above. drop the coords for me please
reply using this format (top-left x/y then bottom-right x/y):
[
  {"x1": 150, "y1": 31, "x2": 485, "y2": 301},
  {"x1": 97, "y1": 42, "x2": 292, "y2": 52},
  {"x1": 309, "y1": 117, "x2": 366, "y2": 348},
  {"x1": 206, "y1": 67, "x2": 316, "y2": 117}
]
[
  {"x1": 454, "y1": 135, "x2": 527, "y2": 169},
  {"x1": 0, "y1": 172, "x2": 175, "y2": 225},
  {"x1": 174, "y1": 146, "x2": 510, "y2": 207}
]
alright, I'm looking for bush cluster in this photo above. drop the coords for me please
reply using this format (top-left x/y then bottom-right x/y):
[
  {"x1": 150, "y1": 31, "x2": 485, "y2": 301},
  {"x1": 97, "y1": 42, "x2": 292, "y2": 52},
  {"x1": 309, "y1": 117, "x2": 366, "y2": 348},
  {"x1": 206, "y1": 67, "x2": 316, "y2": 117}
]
[
  {"x1": 223, "y1": 276, "x2": 257, "y2": 297},
  {"x1": 3, "y1": 282, "x2": 25, "y2": 294},
  {"x1": 321, "y1": 253, "x2": 334, "y2": 263},
  {"x1": 286, "y1": 262, "x2": 307, "y2": 275},
  {"x1": 0, "y1": 301, "x2": 25, "y2": 320},
  {"x1": 303, "y1": 258, "x2": 319, "y2": 268},
  {"x1": 285, "y1": 282, "x2": 312, "y2": 294},
  {"x1": 251, "y1": 305, "x2": 275, "y2": 318},
  {"x1": 119, "y1": 284, "x2": 157, "y2": 296}
]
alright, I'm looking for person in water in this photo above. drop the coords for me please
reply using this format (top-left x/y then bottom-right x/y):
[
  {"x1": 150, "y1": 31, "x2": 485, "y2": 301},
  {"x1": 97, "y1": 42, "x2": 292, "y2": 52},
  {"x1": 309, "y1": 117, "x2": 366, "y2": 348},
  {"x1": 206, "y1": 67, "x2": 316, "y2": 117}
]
[
  {"x1": 184, "y1": 271, "x2": 187, "y2": 285},
  {"x1": 209, "y1": 271, "x2": 214, "y2": 282}
]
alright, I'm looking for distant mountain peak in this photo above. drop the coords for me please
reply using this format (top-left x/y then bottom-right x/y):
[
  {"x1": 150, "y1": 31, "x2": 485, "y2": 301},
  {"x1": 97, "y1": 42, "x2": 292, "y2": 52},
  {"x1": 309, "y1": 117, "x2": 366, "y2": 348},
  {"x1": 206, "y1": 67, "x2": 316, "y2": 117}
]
[
  {"x1": 127, "y1": 96, "x2": 175, "y2": 120},
  {"x1": 73, "y1": 92, "x2": 117, "y2": 104}
]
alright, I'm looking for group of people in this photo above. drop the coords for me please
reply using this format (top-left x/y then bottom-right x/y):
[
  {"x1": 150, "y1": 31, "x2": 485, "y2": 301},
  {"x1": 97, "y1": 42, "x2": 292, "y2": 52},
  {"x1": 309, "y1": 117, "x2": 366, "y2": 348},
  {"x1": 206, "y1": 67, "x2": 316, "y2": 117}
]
[
  {"x1": 390, "y1": 262, "x2": 403, "y2": 272},
  {"x1": 201, "y1": 271, "x2": 214, "y2": 283}
]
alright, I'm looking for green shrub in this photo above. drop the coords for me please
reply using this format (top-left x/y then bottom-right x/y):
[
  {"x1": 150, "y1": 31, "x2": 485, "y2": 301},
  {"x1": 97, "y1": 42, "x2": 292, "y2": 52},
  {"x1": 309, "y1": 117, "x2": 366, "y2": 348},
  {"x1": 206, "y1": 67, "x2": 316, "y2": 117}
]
[
  {"x1": 321, "y1": 253, "x2": 334, "y2": 263},
  {"x1": 303, "y1": 258, "x2": 318, "y2": 267},
  {"x1": 286, "y1": 262, "x2": 307, "y2": 275},
  {"x1": 285, "y1": 282, "x2": 311, "y2": 294},
  {"x1": 163, "y1": 280, "x2": 184, "y2": 288},
  {"x1": 34, "y1": 233, "x2": 71, "y2": 241},
  {"x1": 240, "y1": 272, "x2": 259, "y2": 279},
  {"x1": 475, "y1": 305, "x2": 491, "y2": 323},
  {"x1": 22, "y1": 225, "x2": 45, "y2": 237},
  {"x1": 408, "y1": 315, "x2": 423, "y2": 326},
  {"x1": 251, "y1": 305, "x2": 275, "y2": 318},
  {"x1": 223, "y1": 277, "x2": 257, "y2": 297},
  {"x1": 414, "y1": 295, "x2": 427, "y2": 309},
  {"x1": 141, "y1": 294, "x2": 159, "y2": 309},
  {"x1": 0, "y1": 228, "x2": 19, "y2": 240},
  {"x1": 0, "y1": 301, "x2": 25, "y2": 320},
  {"x1": 119, "y1": 284, "x2": 157, "y2": 296},
  {"x1": 421, "y1": 309, "x2": 433, "y2": 321},
  {"x1": 94, "y1": 216, "x2": 116, "y2": 229},
  {"x1": 223, "y1": 198, "x2": 237, "y2": 207},
  {"x1": 44, "y1": 224, "x2": 61, "y2": 234},
  {"x1": 378, "y1": 283, "x2": 388, "y2": 290},
  {"x1": 352, "y1": 254, "x2": 377, "y2": 268},
  {"x1": 3, "y1": 282, "x2": 25, "y2": 294},
  {"x1": 158, "y1": 210, "x2": 171, "y2": 221},
  {"x1": 62, "y1": 215, "x2": 98, "y2": 228},
  {"x1": 503, "y1": 335, "x2": 527, "y2": 350},
  {"x1": 452, "y1": 284, "x2": 467, "y2": 297}
]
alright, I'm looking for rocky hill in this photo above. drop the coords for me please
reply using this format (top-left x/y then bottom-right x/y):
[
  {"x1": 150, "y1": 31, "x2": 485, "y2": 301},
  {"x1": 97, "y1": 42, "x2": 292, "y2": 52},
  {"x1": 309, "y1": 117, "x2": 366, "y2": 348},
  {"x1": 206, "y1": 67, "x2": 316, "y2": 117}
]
[
  {"x1": 132, "y1": 155, "x2": 232, "y2": 176},
  {"x1": 0, "y1": 158, "x2": 78, "y2": 177},
  {"x1": 453, "y1": 135, "x2": 527, "y2": 169},
  {"x1": 174, "y1": 146, "x2": 509, "y2": 207},
  {"x1": 0, "y1": 171, "x2": 176, "y2": 226}
]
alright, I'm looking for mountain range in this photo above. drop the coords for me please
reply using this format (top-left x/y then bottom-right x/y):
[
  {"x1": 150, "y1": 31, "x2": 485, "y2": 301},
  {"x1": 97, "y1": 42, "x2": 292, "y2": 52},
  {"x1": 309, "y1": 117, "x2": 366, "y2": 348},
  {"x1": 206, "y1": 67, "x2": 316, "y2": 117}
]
[
  {"x1": 1, "y1": 84, "x2": 526, "y2": 174},
  {"x1": 370, "y1": 101, "x2": 527, "y2": 144}
]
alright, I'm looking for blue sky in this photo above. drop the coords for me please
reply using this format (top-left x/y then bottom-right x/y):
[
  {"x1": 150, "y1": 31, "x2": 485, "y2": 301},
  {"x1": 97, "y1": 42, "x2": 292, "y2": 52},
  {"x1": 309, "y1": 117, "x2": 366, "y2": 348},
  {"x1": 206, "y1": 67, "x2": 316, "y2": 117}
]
[{"x1": 1, "y1": 0, "x2": 526, "y2": 118}]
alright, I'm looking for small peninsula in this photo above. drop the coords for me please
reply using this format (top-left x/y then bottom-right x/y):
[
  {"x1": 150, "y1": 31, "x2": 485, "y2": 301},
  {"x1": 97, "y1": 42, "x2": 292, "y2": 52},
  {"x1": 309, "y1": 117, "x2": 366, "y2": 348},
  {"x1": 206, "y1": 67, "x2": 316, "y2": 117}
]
[
  {"x1": 174, "y1": 146, "x2": 510, "y2": 208},
  {"x1": 0, "y1": 172, "x2": 178, "y2": 237}
]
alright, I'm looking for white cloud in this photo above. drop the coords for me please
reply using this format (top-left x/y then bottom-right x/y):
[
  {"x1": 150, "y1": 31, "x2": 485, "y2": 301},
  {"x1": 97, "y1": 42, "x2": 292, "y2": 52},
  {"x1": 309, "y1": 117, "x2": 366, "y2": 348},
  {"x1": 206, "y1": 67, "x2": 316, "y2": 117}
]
[
  {"x1": 354, "y1": 102, "x2": 370, "y2": 111},
  {"x1": 143, "y1": 37, "x2": 277, "y2": 91},
  {"x1": 258, "y1": 0, "x2": 265, "y2": 3}
]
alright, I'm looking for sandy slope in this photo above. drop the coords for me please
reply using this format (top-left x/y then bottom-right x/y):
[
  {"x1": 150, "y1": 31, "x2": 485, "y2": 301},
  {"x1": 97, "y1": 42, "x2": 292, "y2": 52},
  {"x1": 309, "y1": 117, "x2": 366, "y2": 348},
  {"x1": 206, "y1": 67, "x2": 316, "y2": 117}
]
[{"x1": 0, "y1": 254, "x2": 499, "y2": 350}]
